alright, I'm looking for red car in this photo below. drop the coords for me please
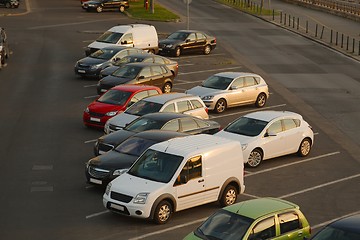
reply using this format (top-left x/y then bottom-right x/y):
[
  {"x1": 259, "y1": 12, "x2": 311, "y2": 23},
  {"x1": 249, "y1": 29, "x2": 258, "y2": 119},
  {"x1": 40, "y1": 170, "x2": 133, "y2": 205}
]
[{"x1": 83, "y1": 85, "x2": 162, "y2": 128}]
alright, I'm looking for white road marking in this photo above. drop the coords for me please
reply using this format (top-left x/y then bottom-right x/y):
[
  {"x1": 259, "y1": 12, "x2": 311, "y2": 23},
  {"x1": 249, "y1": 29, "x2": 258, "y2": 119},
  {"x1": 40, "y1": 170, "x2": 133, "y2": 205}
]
[
  {"x1": 245, "y1": 152, "x2": 340, "y2": 177},
  {"x1": 279, "y1": 173, "x2": 360, "y2": 199},
  {"x1": 209, "y1": 104, "x2": 287, "y2": 119},
  {"x1": 311, "y1": 210, "x2": 360, "y2": 230},
  {"x1": 127, "y1": 218, "x2": 208, "y2": 240},
  {"x1": 85, "y1": 139, "x2": 97, "y2": 144},
  {"x1": 28, "y1": 18, "x2": 123, "y2": 30},
  {"x1": 84, "y1": 84, "x2": 97, "y2": 88},
  {"x1": 169, "y1": 53, "x2": 226, "y2": 60},
  {"x1": 86, "y1": 210, "x2": 109, "y2": 219},
  {"x1": 31, "y1": 186, "x2": 53, "y2": 192},
  {"x1": 178, "y1": 66, "x2": 243, "y2": 76},
  {"x1": 32, "y1": 165, "x2": 53, "y2": 170},
  {"x1": 84, "y1": 95, "x2": 99, "y2": 99}
]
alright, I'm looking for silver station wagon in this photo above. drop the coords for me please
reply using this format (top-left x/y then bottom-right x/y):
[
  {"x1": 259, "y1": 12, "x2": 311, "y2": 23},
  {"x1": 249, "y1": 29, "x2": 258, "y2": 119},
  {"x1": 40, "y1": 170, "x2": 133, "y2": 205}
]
[{"x1": 186, "y1": 72, "x2": 269, "y2": 113}]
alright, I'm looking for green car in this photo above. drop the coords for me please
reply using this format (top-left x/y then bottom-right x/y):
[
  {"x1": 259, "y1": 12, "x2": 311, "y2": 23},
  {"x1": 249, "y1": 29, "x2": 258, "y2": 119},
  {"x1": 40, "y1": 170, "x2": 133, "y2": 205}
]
[{"x1": 183, "y1": 198, "x2": 311, "y2": 240}]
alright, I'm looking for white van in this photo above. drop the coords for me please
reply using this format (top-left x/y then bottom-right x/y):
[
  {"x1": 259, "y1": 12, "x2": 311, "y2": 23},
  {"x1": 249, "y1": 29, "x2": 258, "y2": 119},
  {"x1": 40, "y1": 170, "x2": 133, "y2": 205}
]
[
  {"x1": 103, "y1": 134, "x2": 245, "y2": 224},
  {"x1": 85, "y1": 24, "x2": 159, "y2": 56}
]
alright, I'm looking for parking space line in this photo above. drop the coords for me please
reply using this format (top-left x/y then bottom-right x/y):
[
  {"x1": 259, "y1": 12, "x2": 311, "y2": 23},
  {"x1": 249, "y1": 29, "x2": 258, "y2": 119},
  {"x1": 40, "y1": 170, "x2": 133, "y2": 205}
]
[
  {"x1": 209, "y1": 104, "x2": 287, "y2": 120},
  {"x1": 311, "y1": 210, "x2": 360, "y2": 230},
  {"x1": 86, "y1": 210, "x2": 109, "y2": 219},
  {"x1": 178, "y1": 66, "x2": 243, "y2": 76},
  {"x1": 84, "y1": 139, "x2": 97, "y2": 144},
  {"x1": 84, "y1": 95, "x2": 98, "y2": 99},
  {"x1": 84, "y1": 84, "x2": 97, "y2": 88},
  {"x1": 279, "y1": 173, "x2": 360, "y2": 199},
  {"x1": 245, "y1": 152, "x2": 340, "y2": 177},
  {"x1": 169, "y1": 53, "x2": 226, "y2": 60},
  {"x1": 128, "y1": 218, "x2": 208, "y2": 240}
]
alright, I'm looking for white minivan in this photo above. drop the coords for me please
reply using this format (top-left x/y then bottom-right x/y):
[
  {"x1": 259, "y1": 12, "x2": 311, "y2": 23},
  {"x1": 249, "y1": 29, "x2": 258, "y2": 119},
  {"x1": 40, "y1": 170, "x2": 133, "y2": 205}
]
[
  {"x1": 103, "y1": 134, "x2": 245, "y2": 224},
  {"x1": 85, "y1": 24, "x2": 159, "y2": 56}
]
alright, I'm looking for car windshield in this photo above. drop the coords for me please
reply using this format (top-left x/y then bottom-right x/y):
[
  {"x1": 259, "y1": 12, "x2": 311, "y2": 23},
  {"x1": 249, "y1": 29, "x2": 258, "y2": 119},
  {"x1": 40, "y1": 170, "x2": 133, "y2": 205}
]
[
  {"x1": 311, "y1": 225, "x2": 360, "y2": 240},
  {"x1": 97, "y1": 89, "x2": 132, "y2": 105},
  {"x1": 127, "y1": 149, "x2": 183, "y2": 183},
  {"x1": 111, "y1": 65, "x2": 141, "y2": 78},
  {"x1": 124, "y1": 100, "x2": 163, "y2": 116},
  {"x1": 224, "y1": 117, "x2": 268, "y2": 137},
  {"x1": 96, "y1": 31, "x2": 123, "y2": 44},
  {"x1": 194, "y1": 209, "x2": 253, "y2": 240},
  {"x1": 90, "y1": 48, "x2": 119, "y2": 60},
  {"x1": 201, "y1": 75, "x2": 233, "y2": 90},
  {"x1": 114, "y1": 137, "x2": 158, "y2": 156},
  {"x1": 167, "y1": 32, "x2": 189, "y2": 41},
  {"x1": 124, "y1": 117, "x2": 166, "y2": 132},
  {"x1": 114, "y1": 55, "x2": 146, "y2": 66}
]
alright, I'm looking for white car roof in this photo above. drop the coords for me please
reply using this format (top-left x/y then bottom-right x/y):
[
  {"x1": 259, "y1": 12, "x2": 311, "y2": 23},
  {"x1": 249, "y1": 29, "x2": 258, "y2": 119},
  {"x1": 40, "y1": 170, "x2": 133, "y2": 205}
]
[
  {"x1": 244, "y1": 111, "x2": 303, "y2": 122},
  {"x1": 108, "y1": 24, "x2": 152, "y2": 33},
  {"x1": 214, "y1": 72, "x2": 262, "y2": 79},
  {"x1": 143, "y1": 93, "x2": 199, "y2": 104}
]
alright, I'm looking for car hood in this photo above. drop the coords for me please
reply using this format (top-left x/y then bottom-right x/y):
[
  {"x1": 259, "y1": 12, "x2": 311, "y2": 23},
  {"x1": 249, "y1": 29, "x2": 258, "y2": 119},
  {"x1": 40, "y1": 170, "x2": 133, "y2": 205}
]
[
  {"x1": 107, "y1": 112, "x2": 138, "y2": 129},
  {"x1": 186, "y1": 86, "x2": 225, "y2": 97},
  {"x1": 78, "y1": 57, "x2": 106, "y2": 66},
  {"x1": 102, "y1": 129, "x2": 136, "y2": 147},
  {"x1": 88, "y1": 101, "x2": 126, "y2": 114},
  {"x1": 215, "y1": 130, "x2": 253, "y2": 145},
  {"x1": 100, "y1": 75, "x2": 133, "y2": 86},
  {"x1": 159, "y1": 39, "x2": 184, "y2": 46},
  {"x1": 90, "y1": 150, "x2": 137, "y2": 170},
  {"x1": 110, "y1": 172, "x2": 165, "y2": 194}
]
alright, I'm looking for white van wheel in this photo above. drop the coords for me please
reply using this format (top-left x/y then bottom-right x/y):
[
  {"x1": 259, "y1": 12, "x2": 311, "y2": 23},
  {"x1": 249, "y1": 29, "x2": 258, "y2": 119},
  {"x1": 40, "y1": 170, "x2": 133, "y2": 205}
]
[
  {"x1": 220, "y1": 185, "x2": 237, "y2": 207},
  {"x1": 153, "y1": 200, "x2": 172, "y2": 224}
]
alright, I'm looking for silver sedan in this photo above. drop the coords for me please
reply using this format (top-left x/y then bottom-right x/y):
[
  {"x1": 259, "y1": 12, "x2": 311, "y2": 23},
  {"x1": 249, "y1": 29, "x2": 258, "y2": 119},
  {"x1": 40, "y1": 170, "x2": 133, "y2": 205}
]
[{"x1": 186, "y1": 72, "x2": 269, "y2": 113}]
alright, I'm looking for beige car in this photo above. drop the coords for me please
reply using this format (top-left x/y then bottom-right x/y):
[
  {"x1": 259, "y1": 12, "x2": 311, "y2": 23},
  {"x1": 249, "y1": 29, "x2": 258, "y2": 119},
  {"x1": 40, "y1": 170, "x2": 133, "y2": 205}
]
[
  {"x1": 104, "y1": 93, "x2": 209, "y2": 133},
  {"x1": 186, "y1": 72, "x2": 269, "y2": 113}
]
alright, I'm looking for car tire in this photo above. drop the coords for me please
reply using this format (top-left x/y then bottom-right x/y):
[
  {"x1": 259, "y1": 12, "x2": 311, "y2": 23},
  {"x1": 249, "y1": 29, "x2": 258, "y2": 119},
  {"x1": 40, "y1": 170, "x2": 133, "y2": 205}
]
[
  {"x1": 162, "y1": 82, "x2": 172, "y2": 93},
  {"x1": 174, "y1": 47, "x2": 181, "y2": 57},
  {"x1": 255, "y1": 93, "x2": 267, "y2": 108},
  {"x1": 153, "y1": 200, "x2": 172, "y2": 224},
  {"x1": 214, "y1": 99, "x2": 226, "y2": 113},
  {"x1": 119, "y1": 5, "x2": 125, "y2": 12},
  {"x1": 220, "y1": 185, "x2": 237, "y2": 207},
  {"x1": 298, "y1": 138, "x2": 312, "y2": 157},
  {"x1": 96, "y1": 6, "x2": 103, "y2": 12},
  {"x1": 246, "y1": 148, "x2": 263, "y2": 168},
  {"x1": 203, "y1": 45, "x2": 211, "y2": 55}
]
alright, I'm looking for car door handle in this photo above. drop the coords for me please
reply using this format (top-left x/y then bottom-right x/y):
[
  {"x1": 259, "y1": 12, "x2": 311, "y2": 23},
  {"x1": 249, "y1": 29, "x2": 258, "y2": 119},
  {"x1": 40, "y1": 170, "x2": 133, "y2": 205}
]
[{"x1": 198, "y1": 179, "x2": 204, "y2": 183}]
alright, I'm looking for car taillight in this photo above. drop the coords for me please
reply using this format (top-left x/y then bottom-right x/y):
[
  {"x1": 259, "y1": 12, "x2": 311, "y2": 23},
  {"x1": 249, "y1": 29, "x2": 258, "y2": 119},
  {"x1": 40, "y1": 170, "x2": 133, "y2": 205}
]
[{"x1": 205, "y1": 107, "x2": 208, "y2": 113}]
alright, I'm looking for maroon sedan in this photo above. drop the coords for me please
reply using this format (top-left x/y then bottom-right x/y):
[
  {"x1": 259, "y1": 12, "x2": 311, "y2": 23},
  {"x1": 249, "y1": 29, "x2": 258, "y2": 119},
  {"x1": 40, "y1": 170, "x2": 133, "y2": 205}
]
[{"x1": 83, "y1": 84, "x2": 162, "y2": 128}]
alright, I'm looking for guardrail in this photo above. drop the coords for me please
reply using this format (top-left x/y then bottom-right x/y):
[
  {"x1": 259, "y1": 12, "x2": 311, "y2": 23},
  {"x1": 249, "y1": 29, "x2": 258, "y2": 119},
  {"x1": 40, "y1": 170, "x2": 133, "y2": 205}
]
[{"x1": 219, "y1": 0, "x2": 360, "y2": 59}]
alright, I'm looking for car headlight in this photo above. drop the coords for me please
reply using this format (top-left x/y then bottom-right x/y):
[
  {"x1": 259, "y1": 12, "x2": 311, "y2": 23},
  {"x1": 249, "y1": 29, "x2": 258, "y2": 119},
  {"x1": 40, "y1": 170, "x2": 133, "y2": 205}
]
[
  {"x1": 241, "y1": 144, "x2": 248, "y2": 151},
  {"x1": 133, "y1": 193, "x2": 149, "y2": 204},
  {"x1": 202, "y1": 95, "x2": 214, "y2": 100},
  {"x1": 85, "y1": 107, "x2": 89, "y2": 113},
  {"x1": 104, "y1": 121, "x2": 110, "y2": 133},
  {"x1": 165, "y1": 44, "x2": 173, "y2": 48},
  {"x1": 90, "y1": 63, "x2": 102, "y2": 70},
  {"x1": 106, "y1": 111, "x2": 118, "y2": 117},
  {"x1": 112, "y1": 169, "x2": 128, "y2": 176},
  {"x1": 105, "y1": 182, "x2": 112, "y2": 195}
]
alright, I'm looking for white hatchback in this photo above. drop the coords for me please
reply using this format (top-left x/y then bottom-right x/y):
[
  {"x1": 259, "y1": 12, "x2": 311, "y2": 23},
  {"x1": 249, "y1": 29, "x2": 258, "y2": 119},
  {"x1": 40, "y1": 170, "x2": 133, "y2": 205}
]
[
  {"x1": 104, "y1": 93, "x2": 209, "y2": 134},
  {"x1": 215, "y1": 111, "x2": 314, "y2": 167}
]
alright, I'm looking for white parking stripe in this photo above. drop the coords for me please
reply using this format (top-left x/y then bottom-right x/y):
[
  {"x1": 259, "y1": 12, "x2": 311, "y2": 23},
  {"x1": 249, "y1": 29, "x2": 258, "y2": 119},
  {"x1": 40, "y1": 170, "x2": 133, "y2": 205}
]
[
  {"x1": 84, "y1": 84, "x2": 97, "y2": 88},
  {"x1": 279, "y1": 173, "x2": 360, "y2": 199},
  {"x1": 84, "y1": 95, "x2": 99, "y2": 99},
  {"x1": 86, "y1": 210, "x2": 109, "y2": 219},
  {"x1": 245, "y1": 152, "x2": 340, "y2": 177},
  {"x1": 169, "y1": 53, "x2": 226, "y2": 60},
  {"x1": 84, "y1": 139, "x2": 97, "y2": 144},
  {"x1": 178, "y1": 66, "x2": 243, "y2": 76},
  {"x1": 209, "y1": 104, "x2": 287, "y2": 120},
  {"x1": 128, "y1": 218, "x2": 208, "y2": 240},
  {"x1": 311, "y1": 210, "x2": 360, "y2": 230}
]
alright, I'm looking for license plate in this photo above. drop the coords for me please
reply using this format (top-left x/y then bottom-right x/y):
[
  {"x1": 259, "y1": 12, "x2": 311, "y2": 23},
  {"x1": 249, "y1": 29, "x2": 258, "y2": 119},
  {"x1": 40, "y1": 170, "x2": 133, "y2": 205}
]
[
  {"x1": 78, "y1": 69, "x2": 86, "y2": 73},
  {"x1": 110, "y1": 203, "x2": 124, "y2": 211},
  {"x1": 90, "y1": 117, "x2": 101, "y2": 122},
  {"x1": 90, "y1": 178, "x2": 102, "y2": 185}
]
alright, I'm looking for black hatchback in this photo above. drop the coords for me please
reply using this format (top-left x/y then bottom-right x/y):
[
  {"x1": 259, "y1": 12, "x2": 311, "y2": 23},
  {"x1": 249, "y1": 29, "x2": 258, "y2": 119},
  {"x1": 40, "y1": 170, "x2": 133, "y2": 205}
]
[
  {"x1": 96, "y1": 62, "x2": 174, "y2": 94},
  {"x1": 85, "y1": 130, "x2": 188, "y2": 186},
  {"x1": 82, "y1": 0, "x2": 129, "y2": 13}
]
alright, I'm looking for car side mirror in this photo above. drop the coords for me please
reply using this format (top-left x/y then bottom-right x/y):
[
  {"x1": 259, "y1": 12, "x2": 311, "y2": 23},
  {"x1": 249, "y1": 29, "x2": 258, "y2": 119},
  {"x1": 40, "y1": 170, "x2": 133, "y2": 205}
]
[
  {"x1": 180, "y1": 175, "x2": 188, "y2": 184},
  {"x1": 265, "y1": 131, "x2": 277, "y2": 137},
  {"x1": 185, "y1": 39, "x2": 190, "y2": 43},
  {"x1": 230, "y1": 85, "x2": 238, "y2": 90},
  {"x1": 138, "y1": 76, "x2": 145, "y2": 80}
]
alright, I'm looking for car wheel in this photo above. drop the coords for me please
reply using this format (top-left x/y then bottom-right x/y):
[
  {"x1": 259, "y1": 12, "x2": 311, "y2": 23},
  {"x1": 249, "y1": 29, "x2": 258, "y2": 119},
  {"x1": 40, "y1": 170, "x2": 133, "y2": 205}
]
[
  {"x1": 220, "y1": 185, "x2": 237, "y2": 207},
  {"x1": 255, "y1": 93, "x2": 267, "y2": 108},
  {"x1": 162, "y1": 82, "x2": 172, "y2": 93},
  {"x1": 119, "y1": 5, "x2": 125, "y2": 12},
  {"x1": 153, "y1": 200, "x2": 172, "y2": 224},
  {"x1": 247, "y1": 149, "x2": 263, "y2": 168},
  {"x1": 96, "y1": 6, "x2": 103, "y2": 12},
  {"x1": 298, "y1": 138, "x2": 312, "y2": 157},
  {"x1": 203, "y1": 45, "x2": 211, "y2": 55},
  {"x1": 214, "y1": 99, "x2": 226, "y2": 113},
  {"x1": 5, "y1": 3, "x2": 11, "y2": 8},
  {"x1": 174, "y1": 47, "x2": 181, "y2": 57}
]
